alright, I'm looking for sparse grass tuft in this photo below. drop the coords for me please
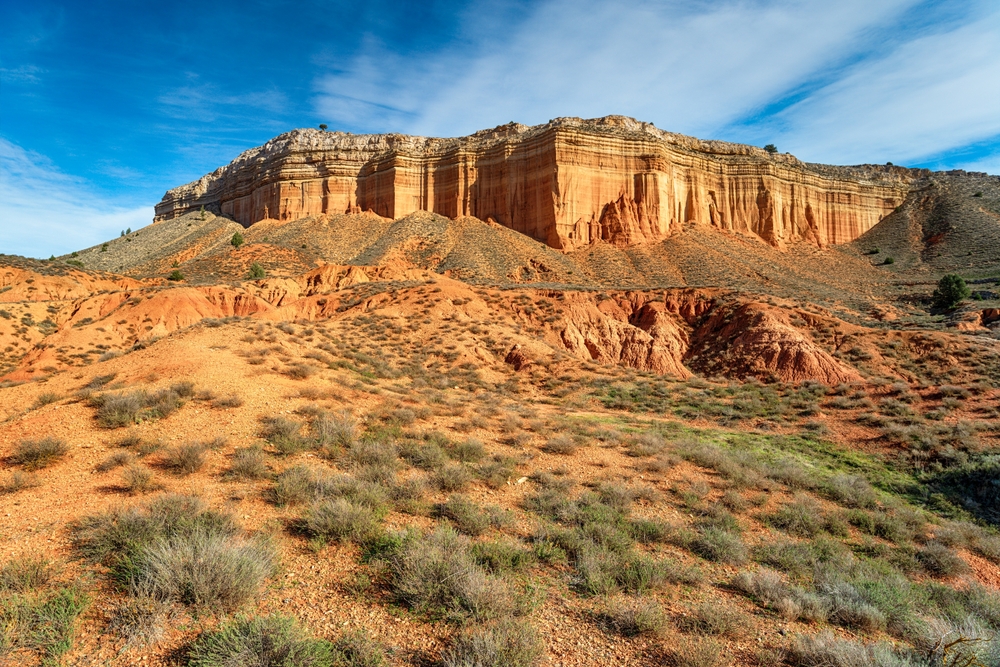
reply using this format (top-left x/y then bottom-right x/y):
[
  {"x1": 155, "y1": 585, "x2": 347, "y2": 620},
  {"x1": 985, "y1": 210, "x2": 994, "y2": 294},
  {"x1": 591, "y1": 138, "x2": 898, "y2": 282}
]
[
  {"x1": 677, "y1": 603, "x2": 743, "y2": 637},
  {"x1": 188, "y1": 615, "x2": 335, "y2": 667},
  {"x1": 0, "y1": 585, "x2": 90, "y2": 661},
  {"x1": 95, "y1": 451, "x2": 134, "y2": 473},
  {"x1": 0, "y1": 557, "x2": 52, "y2": 593},
  {"x1": 92, "y1": 388, "x2": 186, "y2": 428},
  {"x1": 0, "y1": 471, "x2": 39, "y2": 494},
  {"x1": 670, "y1": 636, "x2": 723, "y2": 667}
]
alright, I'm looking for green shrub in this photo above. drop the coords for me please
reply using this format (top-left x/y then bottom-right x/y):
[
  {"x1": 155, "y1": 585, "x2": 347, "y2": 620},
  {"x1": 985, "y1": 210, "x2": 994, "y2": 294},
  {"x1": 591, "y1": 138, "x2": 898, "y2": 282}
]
[
  {"x1": 433, "y1": 464, "x2": 473, "y2": 492},
  {"x1": 188, "y1": 615, "x2": 334, "y2": 667},
  {"x1": 247, "y1": 261, "x2": 266, "y2": 279},
  {"x1": 916, "y1": 541, "x2": 968, "y2": 577},
  {"x1": 262, "y1": 416, "x2": 308, "y2": 455},
  {"x1": 11, "y1": 437, "x2": 68, "y2": 471},
  {"x1": 471, "y1": 539, "x2": 535, "y2": 574},
  {"x1": 443, "y1": 618, "x2": 542, "y2": 667},
  {"x1": 933, "y1": 274, "x2": 971, "y2": 310},
  {"x1": 230, "y1": 231, "x2": 245, "y2": 248},
  {"x1": 330, "y1": 629, "x2": 387, "y2": 667},
  {"x1": 823, "y1": 474, "x2": 878, "y2": 509},
  {"x1": 439, "y1": 495, "x2": 508, "y2": 536},
  {"x1": 167, "y1": 269, "x2": 184, "y2": 281},
  {"x1": 451, "y1": 438, "x2": 486, "y2": 462},
  {"x1": 691, "y1": 527, "x2": 747, "y2": 564},
  {"x1": 768, "y1": 496, "x2": 826, "y2": 537}
]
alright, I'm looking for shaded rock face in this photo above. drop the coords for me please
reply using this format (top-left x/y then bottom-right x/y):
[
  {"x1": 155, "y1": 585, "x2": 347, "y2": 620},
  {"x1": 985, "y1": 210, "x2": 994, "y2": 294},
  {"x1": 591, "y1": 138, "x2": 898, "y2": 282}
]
[{"x1": 155, "y1": 116, "x2": 910, "y2": 251}]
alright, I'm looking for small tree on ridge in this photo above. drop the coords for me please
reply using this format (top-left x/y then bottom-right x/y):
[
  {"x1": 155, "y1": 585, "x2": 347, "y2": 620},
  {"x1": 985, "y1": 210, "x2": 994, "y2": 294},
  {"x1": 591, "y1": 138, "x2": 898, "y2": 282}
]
[{"x1": 933, "y1": 274, "x2": 970, "y2": 310}]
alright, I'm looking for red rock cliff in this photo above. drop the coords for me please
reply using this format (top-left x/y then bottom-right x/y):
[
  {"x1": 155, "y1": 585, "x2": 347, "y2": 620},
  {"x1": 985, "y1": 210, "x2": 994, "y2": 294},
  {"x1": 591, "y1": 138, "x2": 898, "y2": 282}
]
[{"x1": 155, "y1": 116, "x2": 912, "y2": 250}]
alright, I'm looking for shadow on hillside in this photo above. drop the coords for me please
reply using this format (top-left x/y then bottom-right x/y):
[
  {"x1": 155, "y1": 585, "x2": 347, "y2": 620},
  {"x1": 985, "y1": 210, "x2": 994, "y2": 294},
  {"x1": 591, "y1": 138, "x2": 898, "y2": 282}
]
[{"x1": 929, "y1": 455, "x2": 1000, "y2": 525}]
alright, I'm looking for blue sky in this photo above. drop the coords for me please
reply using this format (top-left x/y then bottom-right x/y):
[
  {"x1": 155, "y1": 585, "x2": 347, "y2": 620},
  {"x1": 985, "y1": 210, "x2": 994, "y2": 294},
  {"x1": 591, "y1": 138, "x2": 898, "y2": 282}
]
[{"x1": 2, "y1": 0, "x2": 999, "y2": 258}]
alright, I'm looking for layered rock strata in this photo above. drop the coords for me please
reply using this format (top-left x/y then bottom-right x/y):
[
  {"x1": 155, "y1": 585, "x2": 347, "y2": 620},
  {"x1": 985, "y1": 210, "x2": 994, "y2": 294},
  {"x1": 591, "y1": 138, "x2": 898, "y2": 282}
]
[{"x1": 156, "y1": 116, "x2": 912, "y2": 250}]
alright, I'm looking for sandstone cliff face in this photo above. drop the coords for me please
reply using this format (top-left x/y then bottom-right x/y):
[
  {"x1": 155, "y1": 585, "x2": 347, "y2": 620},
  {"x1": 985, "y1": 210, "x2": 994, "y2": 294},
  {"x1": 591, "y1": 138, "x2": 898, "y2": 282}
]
[{"x1": 156, "y1": 116, "x2": 911, "y2": 250}]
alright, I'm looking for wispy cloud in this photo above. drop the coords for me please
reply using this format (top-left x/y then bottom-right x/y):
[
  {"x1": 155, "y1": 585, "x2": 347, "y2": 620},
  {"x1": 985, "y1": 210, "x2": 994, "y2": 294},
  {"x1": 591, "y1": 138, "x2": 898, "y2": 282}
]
[
  {"x1": 310, "y1": 0, "x2": 999, "y2": 173},
  {"x1": 0, "y1": 64, "x2": 45, "y2": 84},
  {"x1": 157, "y1": 79, "x2": 290, "y2": 123},
  {"x1": 313, "y1": 0, "x2": 919, "y2": 137},
  {"x1": 745, "y1": 2, "x2": 1000, "y2": 165},
  {"x1": 0, "y1": 138, "x2": 152, "y2": 258}
]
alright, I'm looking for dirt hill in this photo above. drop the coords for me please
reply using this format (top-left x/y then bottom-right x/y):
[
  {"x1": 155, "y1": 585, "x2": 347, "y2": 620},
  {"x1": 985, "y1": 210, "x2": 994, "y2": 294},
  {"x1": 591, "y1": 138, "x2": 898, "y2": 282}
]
[{"x1": 2, "y1": 162, "x2": 1000, "y2": 667}]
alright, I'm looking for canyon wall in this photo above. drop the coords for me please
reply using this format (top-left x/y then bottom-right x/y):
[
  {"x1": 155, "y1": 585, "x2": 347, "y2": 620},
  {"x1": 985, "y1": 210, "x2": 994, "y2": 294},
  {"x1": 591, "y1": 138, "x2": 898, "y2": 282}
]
[{"x1": 155, "y1": 116, "x2": 913, "y2": 250}]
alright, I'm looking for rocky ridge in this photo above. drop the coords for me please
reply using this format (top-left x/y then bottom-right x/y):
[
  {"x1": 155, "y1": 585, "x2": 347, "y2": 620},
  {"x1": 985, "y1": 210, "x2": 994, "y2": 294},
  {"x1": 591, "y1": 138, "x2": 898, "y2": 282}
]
[{"x1": 155, "y1": 116, "x2": 913, "y2": 251}]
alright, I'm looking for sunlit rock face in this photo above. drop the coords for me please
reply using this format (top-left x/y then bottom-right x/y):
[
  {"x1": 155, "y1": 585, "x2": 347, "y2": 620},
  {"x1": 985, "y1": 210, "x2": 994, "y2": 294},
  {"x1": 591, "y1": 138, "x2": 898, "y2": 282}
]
[{"x1": 155, "y1": 115, "x2": 911, "y2": 250}]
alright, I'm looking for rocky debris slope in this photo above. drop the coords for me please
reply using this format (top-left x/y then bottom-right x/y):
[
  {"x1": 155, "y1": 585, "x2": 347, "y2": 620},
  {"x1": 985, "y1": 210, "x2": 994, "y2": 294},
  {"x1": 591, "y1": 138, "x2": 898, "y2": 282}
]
[
  {"x1": 4, "y1": 259, "x2": 994, "y2": 388},
  {"x1": 155, "y1": 115, "x2": 911, "y2": 251}
]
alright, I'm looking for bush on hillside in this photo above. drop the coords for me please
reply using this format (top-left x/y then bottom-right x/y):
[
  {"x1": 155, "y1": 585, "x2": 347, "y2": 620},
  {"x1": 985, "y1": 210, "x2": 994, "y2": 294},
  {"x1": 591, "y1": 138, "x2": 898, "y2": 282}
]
[{"x1": 933, "y1": 274, "x2": 971, "y2": 310}]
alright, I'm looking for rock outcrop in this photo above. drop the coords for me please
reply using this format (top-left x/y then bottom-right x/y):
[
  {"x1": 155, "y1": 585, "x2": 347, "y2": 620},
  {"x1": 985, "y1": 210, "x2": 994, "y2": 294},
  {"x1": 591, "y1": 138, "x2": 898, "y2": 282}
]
[{"x1": 156, "y1": 116, "x2": 911, "y2": 251}]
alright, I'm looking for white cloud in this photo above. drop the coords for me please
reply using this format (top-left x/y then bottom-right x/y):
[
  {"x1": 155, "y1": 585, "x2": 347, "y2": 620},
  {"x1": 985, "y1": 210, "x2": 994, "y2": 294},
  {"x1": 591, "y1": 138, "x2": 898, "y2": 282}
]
[
  {"x1": 311, "y1": 0, "x2": 999, "y2": 172},
  {"x1": 314, "y1": 0, "x2": 918, "y2": 138},
  {"x1": 0, "y1": 138, "x2": 152, "y2": 259},
  {"x1": 760, "y1": 4, "x2": 1000, "y2": 165}
]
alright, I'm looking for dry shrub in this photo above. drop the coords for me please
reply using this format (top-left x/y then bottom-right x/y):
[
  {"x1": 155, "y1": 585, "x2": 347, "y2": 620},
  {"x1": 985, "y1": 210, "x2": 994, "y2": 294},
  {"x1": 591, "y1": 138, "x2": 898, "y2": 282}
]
[
  {"x1": 161, "y1": 443, "x2": 207, "y2": 475},
  {"x1": 95, "y1": 451, "x2": 133, "y2": 473},
  {"x1": 444, "y1": 618, "x2": 542, "y2": 667},
  {"x1": 390, "y1": 527, "x2": 519, "y2": 623},
  {"x1": 671, "y1": 636, "x2": 723, "y2": 667},
  {"x1": 303, "y1": 498, "x2": 382, "y2": 544},
  {"x1": 11, "y1": 437, "x2": 68, "y2": 471},
  {"x1": 122, "y1": 465, "x2": 159, "y2": 494},
  {"x1": 599, "y1": 597, "x2": 666, "y2": 637},
  {"x1": 128, "y1": 529, "x2": 275, "y2": 610},
  {"x1": 542, "y1": 435, "x2": 577, "y2": 455},
  {"x1": 227, "y1": 447, "x2": 267, "y2": 480},
  {"x1": 107, "y1": 596, "x2": 170, "y2": 647},
  {"x1": 0, "y1": 557, "x2": 52, "y2": 593}
]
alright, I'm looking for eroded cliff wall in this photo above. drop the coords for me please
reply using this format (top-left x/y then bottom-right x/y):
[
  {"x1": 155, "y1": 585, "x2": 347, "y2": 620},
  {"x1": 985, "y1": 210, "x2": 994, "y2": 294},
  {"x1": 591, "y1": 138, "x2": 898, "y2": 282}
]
[{"x1": 155, "y1": 116, "x2": 912, "y2": 250}]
